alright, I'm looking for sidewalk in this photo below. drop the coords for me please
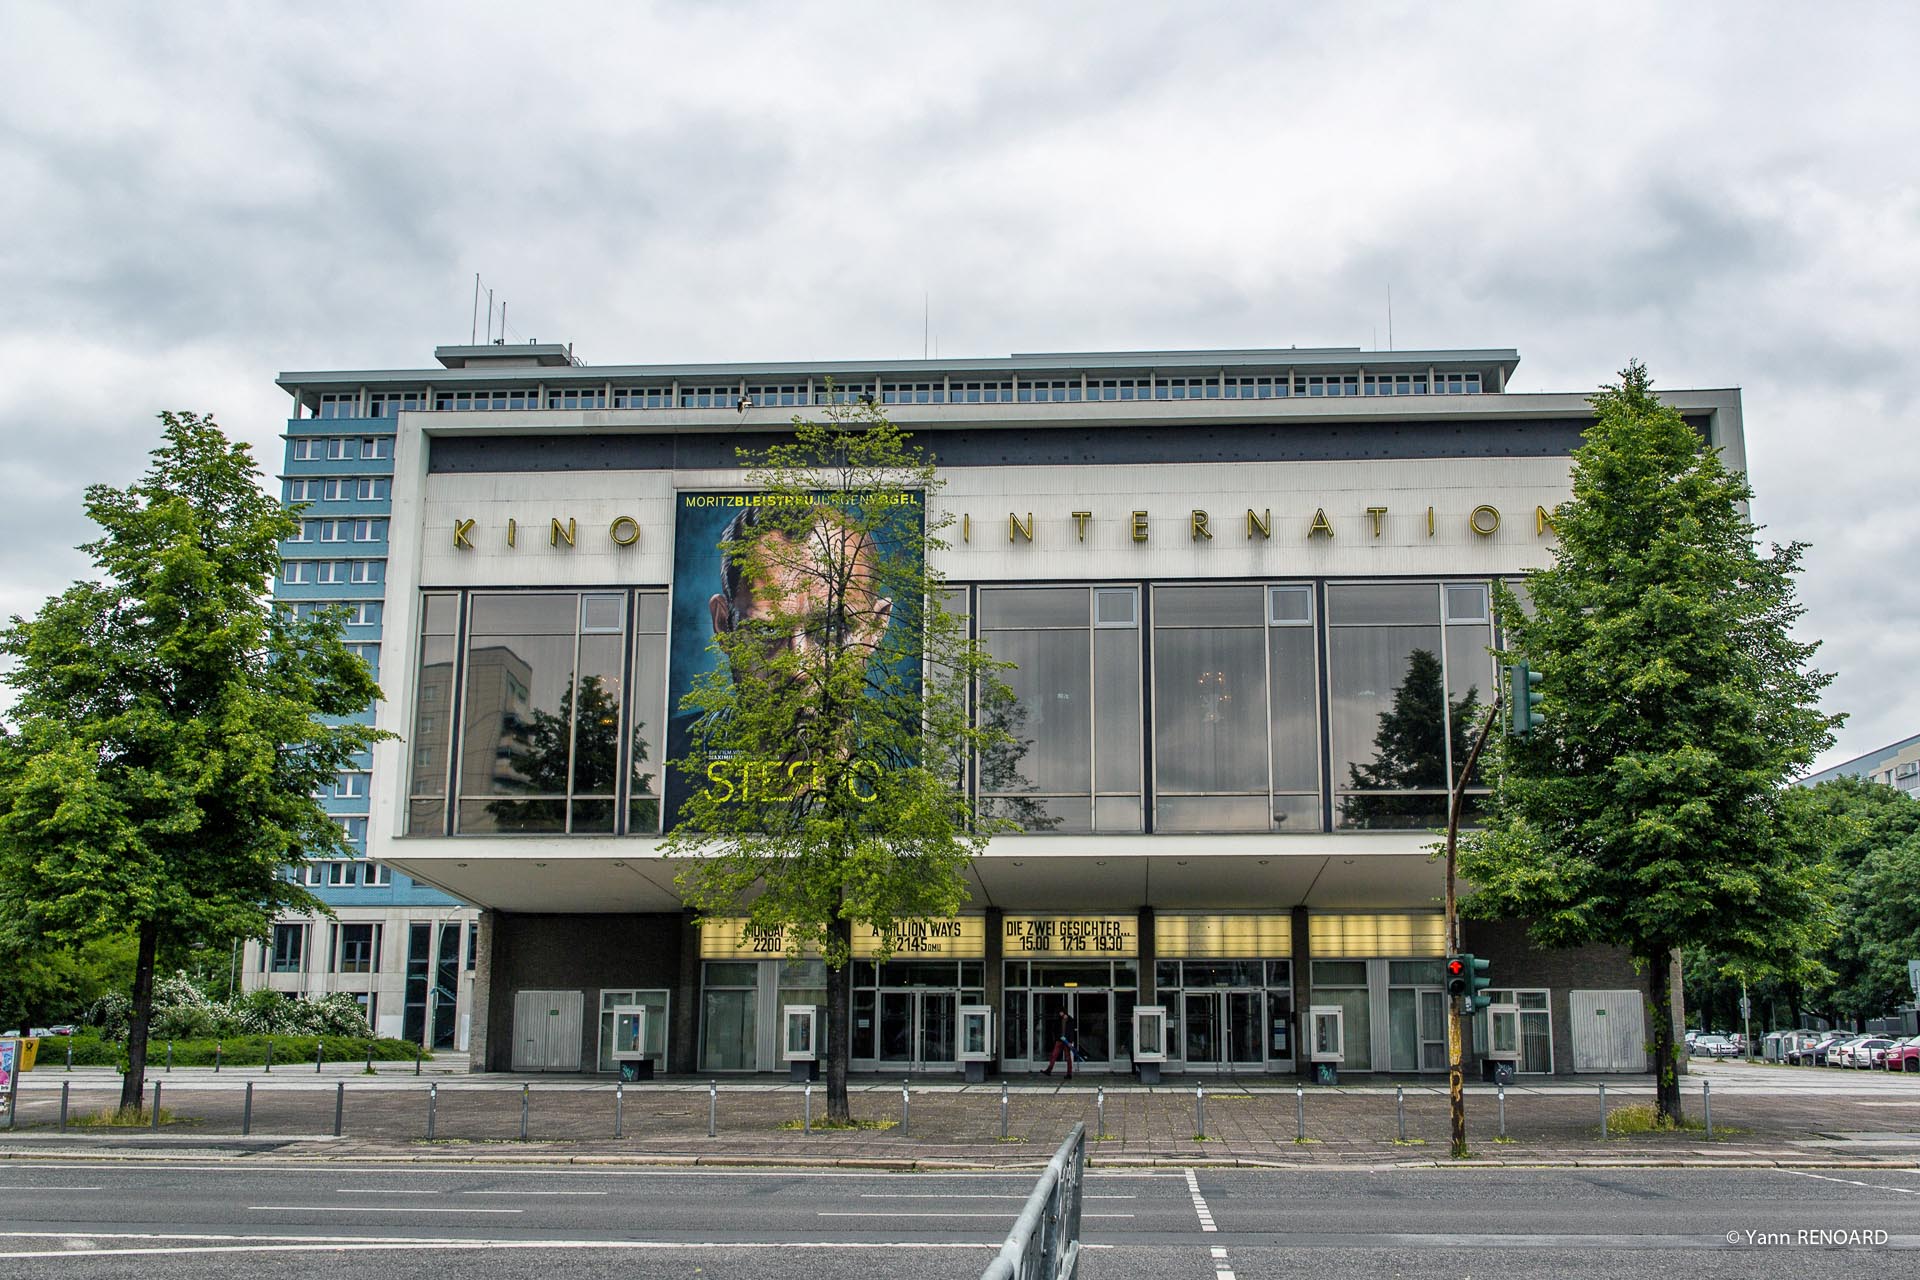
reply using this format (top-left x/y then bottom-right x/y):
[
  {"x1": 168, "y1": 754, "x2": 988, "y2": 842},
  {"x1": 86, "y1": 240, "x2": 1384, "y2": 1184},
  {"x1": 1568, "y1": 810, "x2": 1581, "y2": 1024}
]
[{"x1": 6, "y1": 1067, "x2": 1919, "y2": 1169}]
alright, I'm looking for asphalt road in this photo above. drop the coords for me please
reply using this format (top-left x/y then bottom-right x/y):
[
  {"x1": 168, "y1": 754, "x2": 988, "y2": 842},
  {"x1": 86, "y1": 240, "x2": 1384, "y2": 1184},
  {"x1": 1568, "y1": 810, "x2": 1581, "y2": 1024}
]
[{"x1": 0, "y1": 1160, "x2": 1915, "y2": 1278}]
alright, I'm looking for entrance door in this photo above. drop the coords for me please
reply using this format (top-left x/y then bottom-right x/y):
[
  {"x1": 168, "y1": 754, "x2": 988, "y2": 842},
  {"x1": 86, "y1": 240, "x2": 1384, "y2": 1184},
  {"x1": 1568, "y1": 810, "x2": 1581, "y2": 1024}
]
[
  {"x1": 1183, "y1": 992, "x2": 1267, "y2": 1069},
  {"x1": 1032, "y1": 991, "x2": 1111, "y2": 1069},
  {"x1": 878, "y1": 991, "x2": 960, "y2": 1070}
]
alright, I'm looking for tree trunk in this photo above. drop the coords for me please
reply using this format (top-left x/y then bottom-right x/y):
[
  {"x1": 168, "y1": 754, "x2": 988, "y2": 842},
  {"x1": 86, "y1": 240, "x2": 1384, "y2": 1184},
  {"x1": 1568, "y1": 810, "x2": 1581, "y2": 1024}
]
[
  {"x1": 120, "y1": 922, "x2": 159, "y2": 1114},
  {"x1": 1788, "y1": 985, "x2": 1802, "y2": 1032},
  {"x1": 826, "y1": 916, "x2": 853, "y2": 1123},
  {"x1": 1647, "y1": 946, "x2": 1682, "y2": 1125}
]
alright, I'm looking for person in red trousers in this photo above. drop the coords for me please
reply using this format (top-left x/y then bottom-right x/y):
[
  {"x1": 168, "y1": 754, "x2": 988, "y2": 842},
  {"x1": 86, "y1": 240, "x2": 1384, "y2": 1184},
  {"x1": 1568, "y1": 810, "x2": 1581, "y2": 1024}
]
[{"x1": 1043, "y1": 1008, "x2": 1077, "y2": 1078}]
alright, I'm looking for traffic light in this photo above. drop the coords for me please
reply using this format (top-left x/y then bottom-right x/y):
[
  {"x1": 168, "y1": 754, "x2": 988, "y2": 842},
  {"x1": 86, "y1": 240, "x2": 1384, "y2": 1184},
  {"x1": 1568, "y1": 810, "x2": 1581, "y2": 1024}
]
[
  {"x1": 1466, "y1": 955, "x2": 1493, "y2": 1012},
  {"x1": 1446, "y1": 954, "x2": 1495, "y2": 1013},
  {"x1": 1446, "y1": 955, "x2": 1472, "y2": 1000},
  {"x1": 1508, "y1": 661, "x2": 1544, "y2": 735}
]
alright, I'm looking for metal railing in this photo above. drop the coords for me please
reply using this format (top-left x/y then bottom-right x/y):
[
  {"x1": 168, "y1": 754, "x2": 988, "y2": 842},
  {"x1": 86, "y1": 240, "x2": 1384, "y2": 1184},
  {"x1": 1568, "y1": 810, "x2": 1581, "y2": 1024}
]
[{"x1": 982, "y1": 1121, "x2": 1086, "y2": 1280}]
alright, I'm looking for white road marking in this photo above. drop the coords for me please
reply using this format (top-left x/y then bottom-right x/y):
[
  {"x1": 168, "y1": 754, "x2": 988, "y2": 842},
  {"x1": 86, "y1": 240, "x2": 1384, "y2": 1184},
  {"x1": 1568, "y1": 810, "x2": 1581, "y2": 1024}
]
[
  {"x1": 1780, "y1": 1170, "x2": 1920, "y2": 1195},
  {"x1": 816, "y1": 1212, "x2": 1135, "y2": 1219},
  {"x1": 0, "y1": 1186, "x2": 100, "y2": 1192},
  {"x1": 0, "y1": 1238, "x2": 1058, "y2": 1260},
  {"x1": 1184, "y1": 1168, "x2": 1217, "y2": 1233},
  {"x1": 0, "y1": 1161, "x2": 1177, "y2": 1180},
  {"x1": 249, "y1": 1206, "x2": 522, "y2": 1214},
  {"x1": 334, "y1": 1189, "x2": 437, "y2": 1195},
  {"x1": 463, "y1": 1190, "x2": 607, "y2": 1196},
  {"x1": 1211, "y1": 1243, "x2": 1238, "y2": 1280}
]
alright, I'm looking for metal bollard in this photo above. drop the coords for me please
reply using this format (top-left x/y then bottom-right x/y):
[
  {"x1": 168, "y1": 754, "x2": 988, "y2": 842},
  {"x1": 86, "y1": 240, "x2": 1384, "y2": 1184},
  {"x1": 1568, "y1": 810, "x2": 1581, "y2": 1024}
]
[
  {"x1": 427, "y1": 1082, "x2": 437, "y2": 1141},
  {"x1": 60, "y1": 1081, "x2": 70, "y2": 1131},
  {"x1": 1001, "y1": 1080, "x2": 1009, "y2": 1139},
  {"x1": 265, "y1": 1039, "x2": 273, "y2": 1073},
  {"x1": 708, "y1": 1080, "x2": 717, "y2": 1138},
  {"x1": 902, "y1": 1080, "x2": 911, "y2": 1137},
  {"x1": 366, "y1": 1043, "x2": 374, "y2": 1074},
  {"x1": 614, "y1": 1082, "x2": 624, "y2": 1139},
  {"x1": 316, "y1": 1041, "x2": 325, "y2": 1073},
  {"x1": 1703, "y1": 1079, "x2": 1712, "y2": 1139},
  {"x1": 1396, "y1": 1085, "x2": 1406, "y2": 1141},
  {"x1": 66, "y1": 1044, "x2": 73, "y2": 1072},
  {"x1": 1498, "y1": 1083, "x2": 1506, "y2": 1139},
  {"x1": 804, "y1": 1083, "x2": 812, "y2": 1134},
  {"x1": 334, "y1": 1081, "x2": 344, "y2": 1137},
  {"x1": 1598, "y1": 1083, "x2": 1607, "y2": 1139},
  {"x1": 242, "y1": 1081, "x2": 254, "y2": 1135},
  {"x1": 166, "y1": 1040, "x2": 173, "y2": 1073},
  {"x1": 1296, "y1": 1082, "x2": 1305, "y2": 1141},
  {"x1": 152, "y1": 1081, "x2": 162, "y2": 1129},
  {"x1": 415, "y1": 1045, "x2": 422, "y2": 1076},
  {"x1": 213, "y1": 1042, "x2": 221, "y2": 1073},
  {"x1": 1096, "y1": 1085, "x2": 1106, "y2": 1140},
  {"x1": 1195, "y1": 1083, "x2": 1205, "y2": 1139},
  {"x1": 520, "y1": 1083, "x2": 529, "y2": 1141}
]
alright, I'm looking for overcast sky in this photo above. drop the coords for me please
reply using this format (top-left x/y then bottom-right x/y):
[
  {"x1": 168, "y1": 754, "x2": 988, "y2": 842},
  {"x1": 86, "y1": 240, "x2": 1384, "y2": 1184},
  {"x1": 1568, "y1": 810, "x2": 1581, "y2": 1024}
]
[{"x1": 3, "y1": 2, "x2": 1916, "y2": 771}]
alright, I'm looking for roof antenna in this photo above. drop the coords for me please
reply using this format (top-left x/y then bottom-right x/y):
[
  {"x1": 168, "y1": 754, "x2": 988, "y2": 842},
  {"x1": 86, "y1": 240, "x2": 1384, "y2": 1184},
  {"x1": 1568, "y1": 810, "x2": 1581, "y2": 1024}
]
[
  {"x1": 1387, "y1": 285, "x2": 1394, "y2": 351},
  {"x1": 923, "y1": 293, "x2": 929, "y2": 360},
  {"x1": 471, "y1": 273, "x2": 481, "y2": 344}
]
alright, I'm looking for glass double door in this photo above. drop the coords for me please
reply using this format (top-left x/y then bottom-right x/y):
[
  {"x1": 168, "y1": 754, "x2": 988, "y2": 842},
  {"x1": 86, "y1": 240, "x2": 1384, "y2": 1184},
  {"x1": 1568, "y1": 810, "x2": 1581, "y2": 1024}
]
[
  {"x1": 1183, "y1": 991, "x2": 1267, "y2": 1067},
  {"x1": 877, "y1": 989, "x2": 957, "y2": 1069},
  {"x1": 1388, "y1": 986, "x2": 1450, "y2": 1073},
  {"x1": 1030, "y1": 990, "x2": 1112, "y2": 1068}
]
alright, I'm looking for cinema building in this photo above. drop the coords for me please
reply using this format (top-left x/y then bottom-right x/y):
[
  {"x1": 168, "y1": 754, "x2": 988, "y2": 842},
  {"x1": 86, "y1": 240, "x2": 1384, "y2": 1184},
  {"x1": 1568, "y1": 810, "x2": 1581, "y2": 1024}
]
[{"x1": 271, "y1": 342, "x2": 1735, "y2": 1078}]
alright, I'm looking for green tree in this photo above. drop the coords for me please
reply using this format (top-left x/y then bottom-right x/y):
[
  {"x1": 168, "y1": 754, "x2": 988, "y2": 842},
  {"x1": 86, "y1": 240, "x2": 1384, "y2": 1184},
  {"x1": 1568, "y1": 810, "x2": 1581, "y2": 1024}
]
[
  {"x1": 1460, "y1": 363, "x2": 1840, "y2": 1123},
  {"x1": 0, "y1": 931, "x2": 136, "y2": 1032},
  {"x1": 0, "y1": 412, "x2": 380, "y2": 1112},
  {"x1": 664, "y1": 399, "x2": 1015, "y2": 1121}
]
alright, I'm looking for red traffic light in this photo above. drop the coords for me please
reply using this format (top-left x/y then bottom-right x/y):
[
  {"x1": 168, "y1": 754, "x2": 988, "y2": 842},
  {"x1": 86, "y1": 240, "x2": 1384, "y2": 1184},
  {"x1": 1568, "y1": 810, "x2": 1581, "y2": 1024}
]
[{"x1": 1447, "y1": 958, "x2": 1466, "y2": 977}]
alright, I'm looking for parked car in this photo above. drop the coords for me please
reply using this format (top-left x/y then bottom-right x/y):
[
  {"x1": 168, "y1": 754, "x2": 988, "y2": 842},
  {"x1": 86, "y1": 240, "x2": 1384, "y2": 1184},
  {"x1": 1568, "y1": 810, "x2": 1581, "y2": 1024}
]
[
  {"x1": 1850, "y1": 1038, "x2": 1894, "y2": 1069},
  {"x1": 1831, "y1": 1035, "x2": 1875, "y2": 1067},
  {"x1": 1884, "y1": 1037, "x2": 1920, "y2": 1072},
  {"x1": 1691, "y1": 1035, "x2": 1739, "y2": 1058},
  {"x1": 1806, "y1": 1035, "x2": 1848, "y2": 1066}
]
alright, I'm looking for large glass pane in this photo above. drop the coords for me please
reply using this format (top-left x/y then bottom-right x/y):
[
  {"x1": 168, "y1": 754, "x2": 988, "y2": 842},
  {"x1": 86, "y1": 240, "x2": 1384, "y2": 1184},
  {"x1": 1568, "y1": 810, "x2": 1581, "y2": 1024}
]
[
  {"x1": 1388, "y1": 988, "x2": 1419, "y2": 1072},
  {"x1": 1268, "y1": 626, "x2": 1320, "y2": 794},
  {"x1": 628, "y1": 626, "x2": 668, "y2": 833},
  {"x1": 408, "y1": 594, "x2": 459, "y2": 826},
  {"x1": 920, "y1": 993, "x2": 956, "y2": 1064},
  {"x1": 1310, "y1": 985, "x2": 1372, "y2": 1070},
  {"x1": 571, "y1": 631, "x2": 624, "y2": 796},
  {"x1": 981, "y1": 628, "x2": 1091, "y2": 796},
  {"x1": 461, "y1": 594, "x2": 577, "y2": 821},
  {"x1": 1445, "y1": 622, "x2": 1494, "y2": 788},
  {"x1": 1228, "y1": 991, "x2": 1265, "y2": 1064},
  {"x1": 878, "y1": 992, "x2": 913, "y2": 1062},
  {"x1": 1521, "y1": 1010, "x2": 1553, "y2": 1073},
  {"x1": 1327, "y1": 583, "x2": 1437, "y2": 626},
  {"x1": 1154, "y1": 625, "x2": 1268, "y2": 794},
  {"x1": 1092, "y1": 627, "x2": 1142, "y2": 794},
  {"x1": 978, "y1": 587, "x2": 1087, "y2": 629},
  {"x1": 1330, "y1": 622, "x2": 1447, "y2": 792},
  {"x1": 1185, "y1": 993, "x2": 1219, "y2": 1064}
]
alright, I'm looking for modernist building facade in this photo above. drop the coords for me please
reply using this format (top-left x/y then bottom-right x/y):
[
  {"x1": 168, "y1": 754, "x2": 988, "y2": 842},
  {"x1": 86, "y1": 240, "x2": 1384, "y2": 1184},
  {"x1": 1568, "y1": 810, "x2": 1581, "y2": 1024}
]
[
  {"x1": 268, "y1": 341, "x2": 1738, "y2": 1077},
  {"x1": 1800, "y1": 732, "x2": 1920, "y2": 797}
]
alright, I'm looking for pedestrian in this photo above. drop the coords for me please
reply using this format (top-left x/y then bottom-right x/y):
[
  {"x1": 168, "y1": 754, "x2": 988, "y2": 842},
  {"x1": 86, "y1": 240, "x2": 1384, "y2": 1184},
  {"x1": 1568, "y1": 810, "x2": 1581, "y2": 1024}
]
[{"x1": 1042, "y1": 1008, "x2": 1077, "y2": 1079}]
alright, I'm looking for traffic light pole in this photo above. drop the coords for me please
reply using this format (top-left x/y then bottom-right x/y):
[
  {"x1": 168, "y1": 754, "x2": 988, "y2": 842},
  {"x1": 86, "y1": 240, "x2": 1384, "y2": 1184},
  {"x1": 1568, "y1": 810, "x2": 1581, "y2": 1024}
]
[{"x1": 1444, "y1": 697, "x2": 1501, "y2": 1160}]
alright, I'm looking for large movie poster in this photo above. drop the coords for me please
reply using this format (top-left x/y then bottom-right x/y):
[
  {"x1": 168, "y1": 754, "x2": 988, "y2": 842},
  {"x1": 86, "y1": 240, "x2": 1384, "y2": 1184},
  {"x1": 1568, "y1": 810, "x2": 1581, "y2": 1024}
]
[{"x1": 664, "y1": 491, "x2": 924, "y2": 826}]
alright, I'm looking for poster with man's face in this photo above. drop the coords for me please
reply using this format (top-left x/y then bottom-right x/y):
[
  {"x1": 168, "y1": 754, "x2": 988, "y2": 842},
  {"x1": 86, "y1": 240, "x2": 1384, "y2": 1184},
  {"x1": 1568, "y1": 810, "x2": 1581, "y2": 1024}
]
[{"x1": 664, "y1": 491, "x2": 924, "y2": 826}]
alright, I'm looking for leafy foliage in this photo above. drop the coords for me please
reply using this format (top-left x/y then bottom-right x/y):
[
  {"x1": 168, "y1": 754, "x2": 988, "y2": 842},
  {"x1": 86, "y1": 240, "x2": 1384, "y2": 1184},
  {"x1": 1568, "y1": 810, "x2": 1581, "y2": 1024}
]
[
  {"x1": 1461, "y1": 363, "x2": 1840, "y2": 1120},
  {"x1": 664, "y1": 398, "x2": 1017, "y2": 1118},
  {"x1": 0, "y1": 411, "x2": 383, "y2": 1107}
]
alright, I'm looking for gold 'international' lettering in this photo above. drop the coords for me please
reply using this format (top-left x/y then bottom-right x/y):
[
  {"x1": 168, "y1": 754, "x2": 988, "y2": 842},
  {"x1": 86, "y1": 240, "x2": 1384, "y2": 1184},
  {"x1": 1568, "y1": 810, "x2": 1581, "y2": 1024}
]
[
  {"x1": 1131, "y1": 510, "x2": 1150, "y2": 542},
  {"x1": 1247, "y1": 508, "x2": 1271, "y2": 540},
  {"x1": 1191, "y1": 510, "x2": 1211, "y2": 540},
  {"x1": 1366, "y1": 506, "x2": 1388, "y2": 537},
  {"x1": 1072, "y1": 511, "x2": 1092, "y2": 541},
  {"x1": 1470, "y1": 504, "x2": 1501, "y2": 536},
  {"x1": 1307, "y1": 508, "x2": 1335, "y2": 539},
  {"x1": 1536, "y1": 504, "x2": 1557, "y2": 536},
  {"x1": 551, "y1": 517, "x2": 577, "y2": 547},
  {"x1": 1010, "y1": 512, "x2": 1034, "y2": 542},
  {"x1": 507, "y1": 517, "x2": 517, "y2": 547}
]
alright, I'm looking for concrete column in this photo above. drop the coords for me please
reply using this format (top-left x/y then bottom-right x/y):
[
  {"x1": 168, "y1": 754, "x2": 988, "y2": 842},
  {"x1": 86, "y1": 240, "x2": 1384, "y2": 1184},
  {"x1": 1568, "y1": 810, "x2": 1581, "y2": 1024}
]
[
  {"x1": 1137, "y1": 906, "x2": 1157, "y2": 1004},
  {"x1": 1291, "y1": 905, "x2": 1311, "y2": 1077},
  {"x1": 670, "y1": 909, "x2": 701, "y2": 1074},
  {"x1": 983, "y1": 907, "x2": 1005, "y2": 1070},
  {"x1": 467, "y1": 909, "x2": 496, "y2": 1073}
]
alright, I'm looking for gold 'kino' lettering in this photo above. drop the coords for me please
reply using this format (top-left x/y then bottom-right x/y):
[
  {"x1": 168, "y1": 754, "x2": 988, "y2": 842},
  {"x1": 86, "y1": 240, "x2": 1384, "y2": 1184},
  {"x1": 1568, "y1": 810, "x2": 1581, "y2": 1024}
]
[
  {"x1": 1469, "y1": 505, "x2": 1501, "y2": 536},
  {"x1": 452, "y1": 518, "x2": 475, "y2": 549},
  {"x1": 609, "y1": 515, "x2": 641, "y2": 546},
  {"x1": 703, "y1": 759, "x2": 881, "y2": 803}
]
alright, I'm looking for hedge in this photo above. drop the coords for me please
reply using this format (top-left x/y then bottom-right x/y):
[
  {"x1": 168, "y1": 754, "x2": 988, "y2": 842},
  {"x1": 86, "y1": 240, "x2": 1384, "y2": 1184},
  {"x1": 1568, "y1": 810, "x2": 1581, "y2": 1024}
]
[{"x1": 30, "y1": 1033, "x2": 430, "y2": 1069}]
